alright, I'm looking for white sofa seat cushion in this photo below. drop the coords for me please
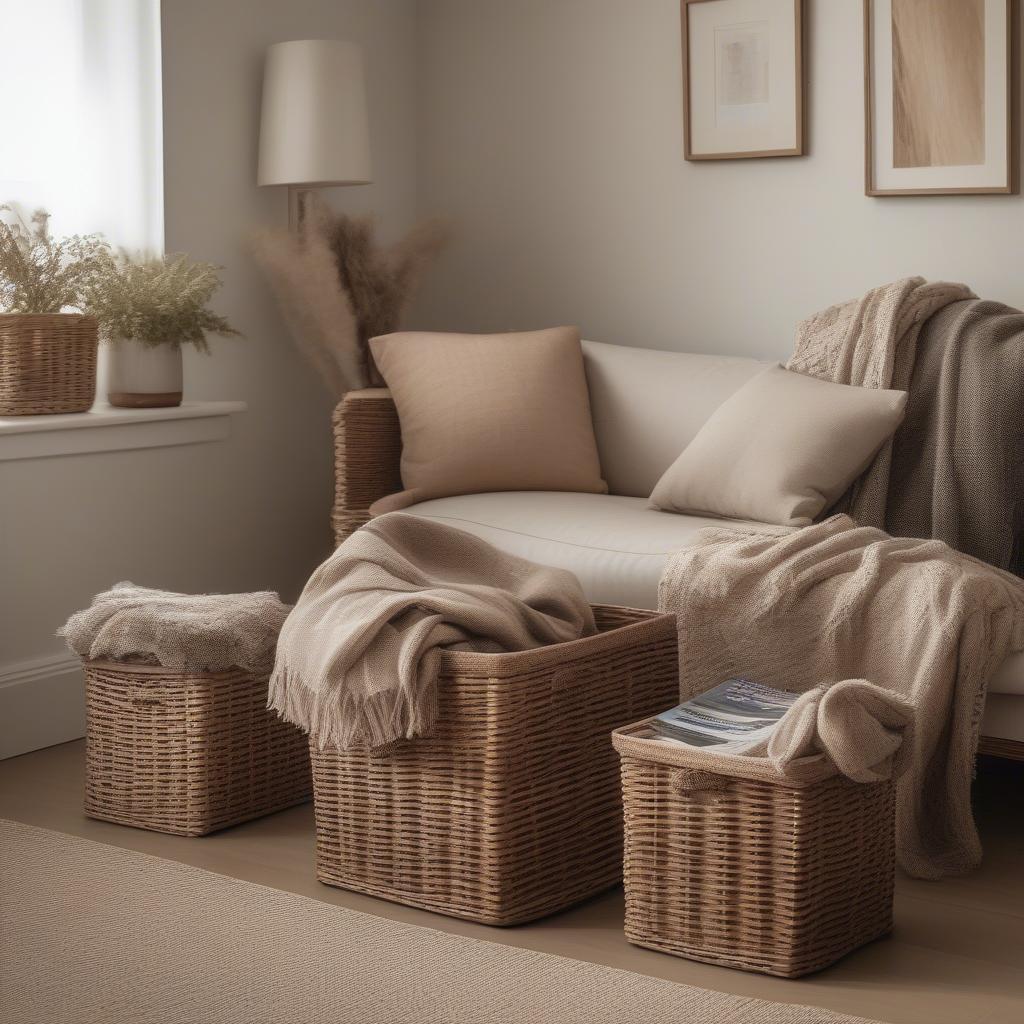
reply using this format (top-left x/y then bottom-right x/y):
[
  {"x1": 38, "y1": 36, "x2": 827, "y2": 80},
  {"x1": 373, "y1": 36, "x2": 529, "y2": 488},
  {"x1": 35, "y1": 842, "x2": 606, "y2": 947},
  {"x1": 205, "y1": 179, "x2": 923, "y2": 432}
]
[
  {"x1": 398, "y1": 491, "x2": 779, "y2": 611},
  {"x1": 397, "y1": 491, "x2": 1024, "y2": 701}
]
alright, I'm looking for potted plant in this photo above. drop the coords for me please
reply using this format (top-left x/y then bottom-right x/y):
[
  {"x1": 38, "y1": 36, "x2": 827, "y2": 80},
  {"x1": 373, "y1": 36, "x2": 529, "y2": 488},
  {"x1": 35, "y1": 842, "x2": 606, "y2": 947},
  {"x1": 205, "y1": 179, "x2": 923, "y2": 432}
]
[
  {"x1": 84, "y1": 253, "x2": 239, "y2": 408},
  {"x1": 0, "y1": 206, "x2": 110, "y2": 416}
]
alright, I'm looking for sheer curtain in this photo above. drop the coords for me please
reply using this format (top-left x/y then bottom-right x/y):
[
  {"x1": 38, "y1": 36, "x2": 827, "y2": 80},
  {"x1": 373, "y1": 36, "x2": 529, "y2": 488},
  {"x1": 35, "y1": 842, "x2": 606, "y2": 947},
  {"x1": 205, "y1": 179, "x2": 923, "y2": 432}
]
[{"x1": 0, "y1": 0, "x2": 163, "y2": 252}]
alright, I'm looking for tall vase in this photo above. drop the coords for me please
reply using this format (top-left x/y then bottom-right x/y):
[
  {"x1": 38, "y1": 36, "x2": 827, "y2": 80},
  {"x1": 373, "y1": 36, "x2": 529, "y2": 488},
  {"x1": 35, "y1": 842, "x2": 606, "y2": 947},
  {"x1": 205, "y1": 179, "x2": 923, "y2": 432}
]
[{"x1": 106, "y1": 341, "x2": 183, "y2": 409}]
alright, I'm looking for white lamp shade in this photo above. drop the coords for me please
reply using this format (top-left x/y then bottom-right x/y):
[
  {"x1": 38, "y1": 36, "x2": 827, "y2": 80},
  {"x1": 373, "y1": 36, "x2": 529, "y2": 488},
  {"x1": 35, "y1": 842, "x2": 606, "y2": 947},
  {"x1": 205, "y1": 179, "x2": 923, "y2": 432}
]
[{"x1": 257, "y1": 39, "x2": 372, "y2": 187}]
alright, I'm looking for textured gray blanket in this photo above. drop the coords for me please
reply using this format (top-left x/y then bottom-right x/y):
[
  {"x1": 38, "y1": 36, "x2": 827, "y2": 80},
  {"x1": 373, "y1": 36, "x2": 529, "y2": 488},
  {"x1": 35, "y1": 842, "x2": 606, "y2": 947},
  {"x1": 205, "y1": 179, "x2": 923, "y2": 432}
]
[
  {"x1": 790, "y1": 279, "x2": 1024, "y2": 575},
  {"x1": 887, "y1": 299, "x2": 1024, "y2": 576}
]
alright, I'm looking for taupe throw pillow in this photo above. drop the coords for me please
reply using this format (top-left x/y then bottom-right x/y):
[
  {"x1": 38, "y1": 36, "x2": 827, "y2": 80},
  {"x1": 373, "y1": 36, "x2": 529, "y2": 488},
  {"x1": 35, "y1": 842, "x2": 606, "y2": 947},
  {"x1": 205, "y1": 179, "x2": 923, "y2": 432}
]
[
  {"x1": 648, "y1": 364, "x2": 908, "y2": 527},
  {"x1": 369, "y1": 327, "x2": 607, "y2": 513}
]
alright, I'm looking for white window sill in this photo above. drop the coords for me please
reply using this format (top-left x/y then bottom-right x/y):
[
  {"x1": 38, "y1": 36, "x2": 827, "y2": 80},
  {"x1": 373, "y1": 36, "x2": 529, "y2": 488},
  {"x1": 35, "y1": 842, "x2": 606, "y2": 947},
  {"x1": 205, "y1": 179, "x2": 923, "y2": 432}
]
[{"x1": 0, "y1": 401, "x2": 247, "y2": 461}]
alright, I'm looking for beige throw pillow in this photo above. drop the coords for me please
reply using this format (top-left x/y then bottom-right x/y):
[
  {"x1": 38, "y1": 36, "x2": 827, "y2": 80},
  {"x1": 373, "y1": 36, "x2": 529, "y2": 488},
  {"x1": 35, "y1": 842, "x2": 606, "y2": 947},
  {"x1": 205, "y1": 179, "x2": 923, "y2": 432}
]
[
  {"x1": 369, "y1": 327, "x2": 607, "y2": 514},
  {"x1": 648, "y1": 364, "x2": 908, "y2": 527}
]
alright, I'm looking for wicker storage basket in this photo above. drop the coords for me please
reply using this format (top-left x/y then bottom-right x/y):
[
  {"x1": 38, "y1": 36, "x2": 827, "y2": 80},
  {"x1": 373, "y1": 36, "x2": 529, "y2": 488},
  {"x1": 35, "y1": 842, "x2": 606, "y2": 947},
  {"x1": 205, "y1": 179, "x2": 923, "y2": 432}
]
[
  {"x1": 0, "y1": 313, "x2": 98, "y2": 415},
  {"x1": 84, "y1": 661, "x2": 312, "y2": 837},
  {"x1": 613, "y1": 720, "x2": 896, "y2": 977},
  {"x1": 311, "y1": 605, "x2": 678, "y2": 925}
]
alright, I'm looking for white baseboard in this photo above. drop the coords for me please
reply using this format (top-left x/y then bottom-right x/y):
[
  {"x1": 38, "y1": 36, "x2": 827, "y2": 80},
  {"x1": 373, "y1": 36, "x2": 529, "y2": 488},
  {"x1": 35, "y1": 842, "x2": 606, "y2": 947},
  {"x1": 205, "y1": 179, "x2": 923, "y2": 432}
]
[{"x1": 0, "y1": 653, "x2": 85, "y2": 759}]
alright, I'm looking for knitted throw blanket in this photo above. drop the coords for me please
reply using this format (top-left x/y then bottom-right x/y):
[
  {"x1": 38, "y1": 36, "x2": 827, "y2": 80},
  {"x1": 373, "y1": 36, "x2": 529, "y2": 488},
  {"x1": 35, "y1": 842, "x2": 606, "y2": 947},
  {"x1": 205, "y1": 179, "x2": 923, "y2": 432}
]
[
  {"x1": 658, "y1": 515, "x2": 1024, "y2": 880},
  {"x1": 787, "y1": 276, "x2": 974, "y2": 529},
  {"x1": 269, "y1": 513, "x2": 596, "y2": 752},
  {"x1": 59, "y1": 582, "x2": 290, "y2": 674},
  {"x1": 888, "y1": 298, "x2": 1024, "y2": 576}
]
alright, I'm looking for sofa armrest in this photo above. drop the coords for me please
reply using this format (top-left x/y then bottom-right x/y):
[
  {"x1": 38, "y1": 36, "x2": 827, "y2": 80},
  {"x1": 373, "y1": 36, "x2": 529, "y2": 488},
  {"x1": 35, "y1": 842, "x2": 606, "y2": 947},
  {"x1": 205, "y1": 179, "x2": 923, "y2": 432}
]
[{"x1": 332, "y1": 388, "x2": 403, "y2": 546}]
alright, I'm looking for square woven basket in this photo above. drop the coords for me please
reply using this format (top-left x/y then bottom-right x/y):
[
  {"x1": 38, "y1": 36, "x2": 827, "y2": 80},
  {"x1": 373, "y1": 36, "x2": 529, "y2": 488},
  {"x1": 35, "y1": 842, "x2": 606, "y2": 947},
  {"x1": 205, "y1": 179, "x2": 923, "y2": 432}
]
[
  {"x1": 310, "y1": 605, "x2": 679, "y2": 926},
  {"x1": 84, "y1": 661, "x2": 312, "y2": 837},
  {"x1": 612, "y1": 720, "x2": 896, "y2": 977}
]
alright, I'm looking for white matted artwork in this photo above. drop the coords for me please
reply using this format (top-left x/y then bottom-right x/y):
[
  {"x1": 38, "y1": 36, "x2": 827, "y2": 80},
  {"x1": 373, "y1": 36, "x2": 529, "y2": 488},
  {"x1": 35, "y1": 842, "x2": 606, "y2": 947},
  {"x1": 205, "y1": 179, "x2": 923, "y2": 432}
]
[
  {"x1": 865, "y1": 0, "x2": 1017, "y2": 195},
  {"x1": 682, "y1": 0, "x2": 804, "y2": 160}
]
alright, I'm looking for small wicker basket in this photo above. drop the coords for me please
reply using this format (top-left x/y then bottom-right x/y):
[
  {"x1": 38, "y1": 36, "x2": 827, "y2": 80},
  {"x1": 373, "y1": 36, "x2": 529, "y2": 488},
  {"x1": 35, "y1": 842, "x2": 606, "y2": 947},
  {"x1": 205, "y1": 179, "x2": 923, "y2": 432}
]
[
  {"x1": 84, "y1": 661, "x2": 312, "y2": 837},
  {"x1": 0, "y1": 313, "x2": 98, "y2": 415},
  {"x1": 613, "y1": 720, "x2": 896, "y2": 977},
  {"x1": 311, "y1": 606, "x2": 679, "y2": 926}
]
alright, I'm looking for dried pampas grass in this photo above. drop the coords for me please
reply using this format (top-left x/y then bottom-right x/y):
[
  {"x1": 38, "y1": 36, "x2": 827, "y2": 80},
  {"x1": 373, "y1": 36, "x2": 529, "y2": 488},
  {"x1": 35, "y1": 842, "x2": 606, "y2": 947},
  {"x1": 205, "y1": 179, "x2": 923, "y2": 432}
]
[
  {"x1": 251, "y1": 228, "x2": 364, "y2": 395},
  {"x1": 252, "y1": 196, "x2": 448, "y2": 397}
]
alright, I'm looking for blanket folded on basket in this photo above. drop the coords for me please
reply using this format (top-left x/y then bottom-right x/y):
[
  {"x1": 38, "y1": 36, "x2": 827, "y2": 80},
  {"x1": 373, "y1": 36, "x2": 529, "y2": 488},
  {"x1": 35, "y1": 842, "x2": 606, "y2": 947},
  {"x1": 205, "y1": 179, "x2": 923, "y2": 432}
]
[
  {"x1": 269, "y1": 513, "x2": 596, "y2": 752},
  {"x1": 658, "y1": 515, "x2": 1024, "y2": 880},
  {"x1": 58, "y1": 582, "x2": 290, "y2": 673},
  {"x1": 755, "y1": 680, "x2": 915, "y2": 783}
]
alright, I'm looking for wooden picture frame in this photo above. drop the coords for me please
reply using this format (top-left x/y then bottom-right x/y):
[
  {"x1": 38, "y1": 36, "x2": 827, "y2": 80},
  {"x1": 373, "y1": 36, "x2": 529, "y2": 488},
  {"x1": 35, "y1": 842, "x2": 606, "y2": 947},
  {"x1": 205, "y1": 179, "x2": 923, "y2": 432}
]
[
  {"x1": 864, "y1": 0, "x2": 1019, "y2": 196},
  {"x1": 681, "y1": 0, "x2": 804, "y2": 161}
]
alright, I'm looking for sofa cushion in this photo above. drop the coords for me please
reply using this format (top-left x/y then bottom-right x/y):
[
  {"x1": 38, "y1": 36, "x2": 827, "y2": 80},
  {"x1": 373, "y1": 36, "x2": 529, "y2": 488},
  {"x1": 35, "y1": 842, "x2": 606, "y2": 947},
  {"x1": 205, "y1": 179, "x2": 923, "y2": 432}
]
[
  {"x1": 582, "y1": 340, "x2": 771, "y2": 498},
  {"x1": 396, "y1": 491, "x2": 781, "y2": 609},
  {"x1": 370, "y1": 327, "x2": 607, "y2": 513},
  {"x1": 396, "y1": 491, "x2": 1024, "y2": 703},
  {"x1": 649, "y1": 365, "x2": 908, "y2": 527}
]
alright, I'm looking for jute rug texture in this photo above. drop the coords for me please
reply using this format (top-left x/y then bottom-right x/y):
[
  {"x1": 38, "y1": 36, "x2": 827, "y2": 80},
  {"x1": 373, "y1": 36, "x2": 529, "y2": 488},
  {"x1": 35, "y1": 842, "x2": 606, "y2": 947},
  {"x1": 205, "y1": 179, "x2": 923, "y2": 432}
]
[{"x1": 0, "y1": 819, "x2": 888, "y2": 1024}]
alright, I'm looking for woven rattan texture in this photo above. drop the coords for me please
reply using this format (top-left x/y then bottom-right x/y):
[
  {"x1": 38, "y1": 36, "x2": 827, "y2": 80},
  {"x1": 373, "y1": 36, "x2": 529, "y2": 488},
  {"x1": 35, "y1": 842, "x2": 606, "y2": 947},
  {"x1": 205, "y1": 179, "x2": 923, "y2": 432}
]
[
  {"x1": 84, "y1": 662, "x2": 312, "y2": 837},
  {"x1": 332, "y1": 390, "x2": 402, "y2": 544},
  {"x1": 311, "y1": 606, "x2": 679, "y2": 925},
  {"x1": 615, "y1": 723, "x2": 896, "y2": 977},
  {"x1": 0, "y1": 314, "x2": 98, "y2": 415}
]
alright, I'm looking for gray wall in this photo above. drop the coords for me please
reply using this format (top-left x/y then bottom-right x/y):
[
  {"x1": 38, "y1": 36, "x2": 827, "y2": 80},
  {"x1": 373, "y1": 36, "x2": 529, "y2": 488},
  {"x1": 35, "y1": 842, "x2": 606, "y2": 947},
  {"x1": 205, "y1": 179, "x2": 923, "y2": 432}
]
[
  {"x1": 1, "y1": 0, "x2": 418, "y2": 755},
  {"x1": 412, "y1": 0, "x2": 1024, "y2": 359}
]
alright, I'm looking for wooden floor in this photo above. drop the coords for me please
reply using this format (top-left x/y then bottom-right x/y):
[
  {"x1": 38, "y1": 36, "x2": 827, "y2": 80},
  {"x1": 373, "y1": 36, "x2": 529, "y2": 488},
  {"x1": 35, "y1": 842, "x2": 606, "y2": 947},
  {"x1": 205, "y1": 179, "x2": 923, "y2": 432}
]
[{"x1": 2, "y1": 741, "x2": 1022, "y2": 1024}]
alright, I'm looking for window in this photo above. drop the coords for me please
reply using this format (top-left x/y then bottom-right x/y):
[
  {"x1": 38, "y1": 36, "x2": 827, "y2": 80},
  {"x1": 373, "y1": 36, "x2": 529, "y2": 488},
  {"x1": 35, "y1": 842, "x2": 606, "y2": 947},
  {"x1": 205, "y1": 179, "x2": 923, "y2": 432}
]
[{"x1": 0, "y1": 0, "x2": 163, "y2": 251}]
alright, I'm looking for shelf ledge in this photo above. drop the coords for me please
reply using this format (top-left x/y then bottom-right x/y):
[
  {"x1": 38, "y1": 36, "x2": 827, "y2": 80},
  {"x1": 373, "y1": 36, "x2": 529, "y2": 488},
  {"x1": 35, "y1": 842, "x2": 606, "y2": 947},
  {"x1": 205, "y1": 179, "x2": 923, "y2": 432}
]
[{"x1": 0, "y1": 401, "x2": 247, "y2": 461}]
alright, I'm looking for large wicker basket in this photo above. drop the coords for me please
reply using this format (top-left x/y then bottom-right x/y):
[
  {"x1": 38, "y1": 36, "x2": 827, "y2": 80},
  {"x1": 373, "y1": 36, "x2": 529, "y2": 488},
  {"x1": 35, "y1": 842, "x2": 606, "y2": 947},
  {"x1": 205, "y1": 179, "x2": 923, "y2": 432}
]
[
  {"x1": 311, "y1": 606, "x2": 678, "y2": 925},
  {"x1": 613, "y1": 720, "x2": 896, "y2": 977},
  {"x1": 84, "y1": 661, "x2": 312, "y2": 837},
  {"x1": 0, "y1": 313, "x2": 98, "y2": 415}
]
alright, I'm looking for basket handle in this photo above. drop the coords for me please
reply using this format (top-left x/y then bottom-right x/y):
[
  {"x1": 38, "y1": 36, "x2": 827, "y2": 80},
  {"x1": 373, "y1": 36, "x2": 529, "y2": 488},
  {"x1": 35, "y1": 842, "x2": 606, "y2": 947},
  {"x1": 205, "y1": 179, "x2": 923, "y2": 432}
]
[{"x1": 670, "y1": 768, "x2": 730, "y2": 793}]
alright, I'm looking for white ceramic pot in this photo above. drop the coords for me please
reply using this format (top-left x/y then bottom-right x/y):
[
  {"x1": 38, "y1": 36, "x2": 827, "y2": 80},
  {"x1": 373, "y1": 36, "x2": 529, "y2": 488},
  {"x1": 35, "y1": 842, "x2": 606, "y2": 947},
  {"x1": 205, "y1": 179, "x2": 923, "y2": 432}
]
[{"x1": 106, "y1": 341, "x2": 183, "y2": 408}]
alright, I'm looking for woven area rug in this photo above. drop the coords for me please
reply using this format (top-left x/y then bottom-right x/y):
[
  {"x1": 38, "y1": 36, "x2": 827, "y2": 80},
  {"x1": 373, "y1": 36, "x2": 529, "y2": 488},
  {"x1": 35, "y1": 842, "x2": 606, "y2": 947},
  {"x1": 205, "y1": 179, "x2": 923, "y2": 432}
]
[{"x1": 1, "y1": 819, "x2": 887, "y2": 1024}]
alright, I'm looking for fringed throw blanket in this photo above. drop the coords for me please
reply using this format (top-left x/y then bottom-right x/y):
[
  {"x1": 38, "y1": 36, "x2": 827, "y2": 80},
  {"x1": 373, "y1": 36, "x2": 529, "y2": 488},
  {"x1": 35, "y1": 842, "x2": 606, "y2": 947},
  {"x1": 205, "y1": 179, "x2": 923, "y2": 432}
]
[
  {"x1": 59, "y1": 582, "x2": 290, "y2": 673},
  {"x1": 270, "y1": 513, "x2": 595, "y2": 752},
  {"x1": 658, "y1": 515, "x2": 1024, "y2": 880}
]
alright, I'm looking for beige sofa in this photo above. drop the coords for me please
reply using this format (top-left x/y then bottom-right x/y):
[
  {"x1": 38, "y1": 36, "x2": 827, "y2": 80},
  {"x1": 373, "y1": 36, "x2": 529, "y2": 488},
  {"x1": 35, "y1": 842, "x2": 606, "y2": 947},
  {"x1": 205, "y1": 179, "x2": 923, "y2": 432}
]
[{"x1": 333, "y1": 340, "x2": 1024, "y2": 756}]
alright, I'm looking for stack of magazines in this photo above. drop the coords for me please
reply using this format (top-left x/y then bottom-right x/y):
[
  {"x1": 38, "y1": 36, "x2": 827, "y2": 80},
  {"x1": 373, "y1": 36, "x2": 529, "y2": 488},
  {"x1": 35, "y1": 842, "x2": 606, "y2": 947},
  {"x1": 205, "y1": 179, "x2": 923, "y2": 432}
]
[{"x1": 650, "y1": 678, "x2": 798, "y2": 753}]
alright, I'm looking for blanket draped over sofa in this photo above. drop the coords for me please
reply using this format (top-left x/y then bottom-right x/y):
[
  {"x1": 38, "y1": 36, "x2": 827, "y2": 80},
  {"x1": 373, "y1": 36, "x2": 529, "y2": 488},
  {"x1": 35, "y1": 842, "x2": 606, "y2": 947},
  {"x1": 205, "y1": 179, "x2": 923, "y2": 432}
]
[
  {"x1": 658, "y1": 515, "x2": 1024, "y2": 880},
  {"x1": 788, "y1": 276, "x2": 1024, "y2": 576},
  {"x1": 270, "y1": 513, "x2": 596, "y2": 751}
]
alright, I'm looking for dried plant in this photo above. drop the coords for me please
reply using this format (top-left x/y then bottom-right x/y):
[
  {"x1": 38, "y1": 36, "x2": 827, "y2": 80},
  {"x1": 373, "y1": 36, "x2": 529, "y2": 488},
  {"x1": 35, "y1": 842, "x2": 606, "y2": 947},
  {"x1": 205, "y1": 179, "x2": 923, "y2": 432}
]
[
  {"x1": 252, "y1": 196, "x2": 448, "y2": 395},
  {"x1": 250, "y1": 228, "x2": 364, "y2": 396},
  {"x1": 0, "y1": 205, "x2": 112, "y2": 314},
  {"x1": 83, "y1": 253, "x2": 239, "y2": 352},
  {"x1": 313, "y1": 200, "x2": 449, "y2": 380}
]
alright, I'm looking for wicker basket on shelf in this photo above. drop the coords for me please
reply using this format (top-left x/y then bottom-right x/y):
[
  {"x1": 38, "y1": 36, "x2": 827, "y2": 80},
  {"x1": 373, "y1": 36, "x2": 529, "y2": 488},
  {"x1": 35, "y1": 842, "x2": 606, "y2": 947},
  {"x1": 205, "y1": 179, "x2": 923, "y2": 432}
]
[
  {"x1": 612, "y1": 719, "x2": 896, "y2": 978},
  {"x1": 0, "y1": 313, "x2": 98, "y2": 415},
  {"x1": 311, "y1": 605, "x2": 679, "y2": 926},
  {"x1": 84, "y1": 661, "x2": 312, "y2": 837}
]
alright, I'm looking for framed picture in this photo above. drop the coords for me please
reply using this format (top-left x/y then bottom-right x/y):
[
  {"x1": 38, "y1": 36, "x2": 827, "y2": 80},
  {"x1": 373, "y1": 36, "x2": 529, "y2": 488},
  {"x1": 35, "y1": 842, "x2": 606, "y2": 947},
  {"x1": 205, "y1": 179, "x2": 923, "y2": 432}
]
[
  {"x1": 865, "y1": 0, "x2": 1018, "y2": 196},
  {"x1": 681, "y1": 0, "x2": 804, "y2": 160}
]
